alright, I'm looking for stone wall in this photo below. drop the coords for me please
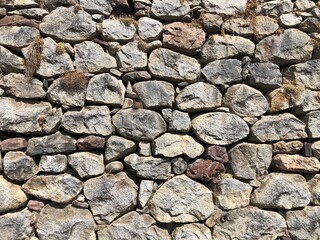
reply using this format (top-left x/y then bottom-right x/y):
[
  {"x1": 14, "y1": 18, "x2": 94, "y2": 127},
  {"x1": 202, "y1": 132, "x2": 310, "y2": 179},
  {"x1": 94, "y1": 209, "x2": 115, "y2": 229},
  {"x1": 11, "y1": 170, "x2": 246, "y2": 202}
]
[{"x1": 0, "y1": 0, "x2": 319, "y2": 239}]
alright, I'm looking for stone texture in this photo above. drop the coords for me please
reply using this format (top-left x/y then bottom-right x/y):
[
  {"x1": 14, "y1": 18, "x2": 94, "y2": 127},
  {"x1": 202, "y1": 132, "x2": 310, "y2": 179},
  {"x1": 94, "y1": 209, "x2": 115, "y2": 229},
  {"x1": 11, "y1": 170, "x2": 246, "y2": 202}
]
[
  {"x1": 138, "y1": 180, "x2": 156, "y2": 207},
  {"x1": 279, "y1": 13, "x2": 303, "y2": 28},
  {"x1": 27, "y1": 200, "x2": 44, "y2": 212},
  {"x1": 105, "y1": 161, "x2": 124, "y2": 173},
  {"x1": 68, "y1": 152, "x2": 104, "y2": 178},
  {"x1": 102, "y1": 19, "x2": 136, "y2": 42},
  {"x1": 138, "y1": 17, "x2": 162, "y2": 42},
  {"x1": 116, "y1": 41, "x2": 148, "y2": 70},
  {"x1": 192, "y1": 112, "x2": 249, "y2": 145},
  {"x1": 308, "y1": 174, "x2": 320, "y2": 205},
  {"x1": 122, "y1": 71, "x2": 151, "y2": 81},
  {"x1": 105, "y1": 135, "x2": 137, "y2": 162},
  {"x1": 168, "y1": 110, "x2": 191, "y2": 132},
  {"x1": 261, "y1": 0, "x2": 294, "y2": 18},
  {"x1": 148, "y1": 175, "x2": 214, "y2": 223},
  {"x1": 22, "y1": 173, "x2": 83, "y2": 203},
  {"x1": 271, "y1": 154, "x2": 320, "y2": 173},
  {"x1": 312, "y1": 141, "x2": 320, "y2": 159},
  {"x1": 0, "y1": 137, "x2": 27, "y2": 152},
  {"x1": 172, "y1": 157, "x2": 188, "y2": 175},
  {"x1": 151, "y1": 0, "x2": 190, "y2": 21},
  {"x1": 204, "y1": 145, "x2": 228, "y2": 163},
  {"x1": 8, "y1": 8, "x2": 49, "y2": 19},
  {"x1": 172, "y1": 223, "x2": 212, "y2": 240},
  {"x1": 39, "y1": 154, "x2": 67, "y2": 173},
  {"x1": 0, "y1": 26, "x2": 39, "y2": 49},
  {"x1": 273, "y1": 141, "x2": 303, "y2": 154},
  {"x1": 76, "y1": 135, "x2": 105, "y2": 150},
  {"x1": 299, "y1": 17, "x2": 320, "y2": 33},
  {"x1": 202, "y1": 0, "x2": 247, "y2": 15},
  {"x1": 80, "y1": 0, "x2": 114, "y2": 16},
  {"x1": 302, "y1": 111, "x2": 320, "y2": 138},
  {"x1": 186, "y1": 159, "x2": 224, "y2": 182},
  {"x1": 0, "y1": 45, "x2": 25, "y2": 73}
]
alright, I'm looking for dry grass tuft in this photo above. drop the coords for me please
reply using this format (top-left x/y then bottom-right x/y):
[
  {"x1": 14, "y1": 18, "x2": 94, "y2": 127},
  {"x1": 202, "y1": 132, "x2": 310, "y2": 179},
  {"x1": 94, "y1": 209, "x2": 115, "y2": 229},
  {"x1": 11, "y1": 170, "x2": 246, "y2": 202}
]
[
  {"x1": 60, "y1": 70, "x2": 89, "y2": 90},
  {"x1": 243, "y1": 0, "x2": 260, "y2": 39},
  {"x1": 24, "y1": 35, "x2": 44, "y2": 82}
]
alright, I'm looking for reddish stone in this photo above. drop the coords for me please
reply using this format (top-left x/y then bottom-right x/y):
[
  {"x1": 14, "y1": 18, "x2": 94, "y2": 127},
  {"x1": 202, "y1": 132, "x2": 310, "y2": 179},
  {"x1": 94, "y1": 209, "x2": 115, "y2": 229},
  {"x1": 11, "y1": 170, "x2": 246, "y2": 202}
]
[
  {"x1": 0, "y1": 138, "x2": 28, "y2": 152},
  {"x1": 204, "y1": 145, "x2": 228, "y2": 163},
  {"x1": 27, "y1": 200, "x2": 44, "y2": 212},
  {"x1": 76, "y1": 135, "x2": 105, "y2": 150},
  {"x1": 133, "y1": 101, "x2": 144, "y2": 109},
  {"x1": 122, "y1": 71, "x2": 151, "y2": 82},
  {"x1": 187, "y1": 159, "x2": 225, "y2": 182}
]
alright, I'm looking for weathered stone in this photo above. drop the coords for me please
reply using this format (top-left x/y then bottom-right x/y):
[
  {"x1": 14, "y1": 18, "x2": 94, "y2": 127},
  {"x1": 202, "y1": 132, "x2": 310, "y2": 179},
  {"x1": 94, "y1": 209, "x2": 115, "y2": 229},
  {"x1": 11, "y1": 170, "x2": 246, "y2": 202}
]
[
  {"x1": 254, "y1": 29, "x2": 313, "y2": 66},
  {"x1": 112, "y1": 109, "x2": 166, "y2": 141},
  {"x1": 308, "y1": 174, "x2": 320, "y2": 205},
  {"x1": 27, "y1": 200, "x2": 44, "y2": 212},
  {"x1": 151, "y1": 0, "x2": 190, "y2": 21},
  {"x1": 279, "y1": 13, "x2": 303, "y2": 28},
  {"x1": 228, "y1": 143, "x2": 273, "y2": 180},
  {"x1": 74, "y1": 41, "x2": 117, "y2": 73},
  {"x1": 251, "y1": 173, "x2": 311, "y2": 209},
  {"x1": 0, "y1": 137, "x2": 27, "y2": 152},
  {"x1": 105, "y1": 135, "x2": 137, "y2": 162},
  {"x1": 124, "y1": 153, "x2": 172, "y2": 180},
  {"x1": 187, "y1": 159, "x2": 224, "y2": 182},
  {"x1": 116, "y1": 41, "x2": 148, "y2": 70},
  {"x1": 105, "y1": 161, "x2": 124, "y2": 173},
  {"x1": 76, "y1": 135, "x2": 105, "y2": 150},
  {"x1": 192, "y1": 112, "x2": 249, "y2": 145},
  {"x1": 68, "y1": 152, "x2": 104, "y2": 178},
  {"x1": 201, "y1": 13, "x2": 223, "y2": 34},
  {"x1": 200, "y1": 35, "x2": 255, "y2": 64},
  {"x1": 299, "y1": 17, "x2": 320, "y2": 33},
  {"x1": 0, "y1": 45, "x2": 25, "y2": 73},
  {"x1": 176, "y1": 82, "x2": 222, "y2": 112},
  {"x1": 204, "y1": 145, "x2": 228, "y2": 163},
  {"x1": 286, "y1": 206, "x2": 320, "y2": 240},
  {"x1": 138, "y1": 180, "x2": 156, "y2": 207},
  {"x1": 80, "y1": 0, "x2": 114, "y2": 16},
  {"x1": 35, "y1": 0, "x2": 77, "y2": 10},
  {"x1": 172, "y1": 223, "x2": 211, "y2": 240},
  {"x1": 22, "y1": 173, "x2": 83, "y2": 203},
  {"x1": 0, "y1": 175, "x2": 28, "y2": 214},
  {"x1": 291, "y1": 89, "x2": 320, "y2": 115},
  {"x1": 39, "y1": 6, "x2": 96, "y2": 43},
  {"x1": 36, "y1": 203, "x2": 95, "y2": 240},
  {"x1": 223, "y1": 84, "x2": 268, "y2": 117},
  {"x1": 202, "y1": 0, "x2": 247, "y2": 15},
  {"x1": 149, "y1": 175, "x2": 214, "y2": 223},
  {"x1": 261, "y1": 0, "x2": 294, "y2": 18},
  {"x1": 172, "y1": 157, "x2": 188, "y2": 175},
  {"x1": 148, "y1": 48, "x2": 201, "y2": 83},
  {"x1": 39, "y1": 154, "x2": 67, "y2": 173},
  {"x1": 139, "y1": 142, "x2": 151, "y2": 156},
  {"x1": 86, "y1": 73, "x2": 126, "y2": 106},
  {"x1": 312, "y1": 141, "x2": 320, "y2": 159},
  {"x1": 27, "y1": 131, "x2": 76, "y2": 156},
  {"x1": 295, "y1": 0, "x2": 315, "y2": 11},
  {"x1": 102, "y1": 19, "x2": 136, "y2": 42},
  {"x1": 168, "y1": 110, "x2": 191, "y2": 132},
  {"x1": 250, "y1": 113, "x2": 307, "y2": 142},
  {"x1": 7, "y1": 8, "x2": 49, "y2": 20},
  {"x1": 152, "y1": 133, "x2": 204, "y2": 158},
  {"x1": 138, "y1": 17, "x2": 162, "y2": 42},
  {"x1": 83, "y1": 172, "x2": 138, "y2": 224},
  {"x1": 273, "y1": 140, "x2": 303, "y2": 154},
  {"x1": 0, "y1": 26, "x2": 39, "y2": 49},
  {"x1": 201, "y1": 59, "x2": 242, "y2": 85},
  {"x1": 212, "y1": 207, "x2": 286, "y2": 239},
  {"x1": 3, "y1": 151, "x2": 38, "y2": 181},
  {"x1": 271, "y1": 154, "x2": 320, "y2": 173},
  {"x1": 301, "y1": 111, "x2": 320, "y2": 138},
  {"x1": 122, "y1": 71, "x2": 151, "y2": 82}
]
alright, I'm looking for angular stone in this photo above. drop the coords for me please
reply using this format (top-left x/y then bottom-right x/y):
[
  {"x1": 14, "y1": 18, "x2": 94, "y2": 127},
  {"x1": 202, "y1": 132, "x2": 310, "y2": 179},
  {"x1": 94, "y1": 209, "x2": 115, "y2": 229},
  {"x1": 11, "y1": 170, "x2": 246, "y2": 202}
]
[
  {"x1": 273, "y1": 140, "x2": 303, "y2": 154},
  {"x1": 204, "y1": 145, "x2": 228, "y2": 163},
  {"x1": 39, "y1": 154, "x2": 67, "y2": 173},
  {"x1": 122, "y1": 71, "x2": 151, "y2": 82},
  {"x1": 76, "y1": 135, "x2": 105, "y2": 151},
  {"x1": 271, "y1": 154, "x2": 320, "y2": 173},
  {"x1": 22, "y1": 173, "x2": 83, "y2": 203},
  {"x1": 308, "y1": 174, "x2": 320, "y2": 205},
  {"x1": 0, "y1": 15, "x2": 40, "y2": 28},
  {"x1": 116, "y1": 41, "x2": 148, "y2": 70},
  {"x1": 201, "y1": 13, "x2": 223, "y2": 34},
  {"x1": 201, "y1": 59, "x2": 242, "y2": 85},
  {"x1": 279, "y1": 13, "x2": 303, "y2": 28},
  {"x1": 8, "y1": 8, "x2": 49, "y2": 20},
  {"x1": 124, "y1": 153, "x2": 172, "y2": 180},
  {"x1": 0, "y1": 137, "x2": 27, "y2": 152},
  {"x1": 138, "y1": 17, "x2": 162, "y2": 42},
  {"x1": 192, "y1": 112, "x2": 249, "y2": 145},
  {"x1": 251, "y1": 173, "x2": 311, "y2": 209},
  {"x1": 172, "y1": 223, "x2": 212, "y2": 240},
  {"x1": 0, "y1": 26, "x2": 39, "y2": 49},
  {"x1": 250, "y1": 113, "x2": 307, "y2": 142},
  {"x1": 151, "y1": 0, "x2": 190, "y2": 21},
  {"x1": 168, "y1": 110, "x2": 191, "y2": 132},
  {"x1": 83, "y1": 172, "x2": 138, "y2": 224},
  {"x1": 0, "y1": 45, "x2": 25, "y2": 73},
  {"x1": 86, "y1": 73, "x2": 126, "y2": 106},
  {"x1": 105, "y1": 135, "x2": 137, "y2": 162},
  {"x1": 112, "y1": 109, "x2": 166, "y2": 141},
  {"x1": 187, "y1": 159, "x2": 224, "y2": 182},
  {"x1": 39, "y1": 6, "x2": 96, "y2": 43},
  {"x1": 68, "y1": 152, "x2": 104, "y2": 178},
  {"x1": 102, "y1": 19, "x2": 136, "y2": 42},
  {"x1": 299, "y1": 17, "x2": 320, "y2": 33},
  {"x1": 202, "y1": 0, "x2": 247, "y2": 15},
  {"x1": 212, "y1": 207, "x2": 286, "y2": 239},
  {"x1": 27, "y1": 131, "x2": 76, "y2": 156},
  {"x1": 152, "y1": 133, "x2": 204, "y2": 158},
  {"x1": 138, "y1": 180, "x2": 156, "y2": 207},
  {"x1": 148, "y1": 48, "x2": 200, "y2": 83},
  {"x1": 80, "y1": 0, "x2": 114, "y2": 16},
  {"x1": 291, "y1": 89, "x2": 320, "y2": 115},
  {"x1": 228, "y1": 143, "x2": 273, "y2": 180},
  {"x1": 176, "y1": 82, "x2": 222, "y2": 112},
  {"x1": 301, "y1": 111, "x2": 320, "y2": 138},
  {"x1": 36, "y1": 203, "x2": 95, "y2": 240},
  {"x1": 254, "y1": 29, "x2": 313, "y2": 66},
  {"x1": 261, "y1": 0, "x2": 294, "y2": 18},
  {"x1": 149, "y1": 175, "x2": 215, "y2": 223},
  {"x1": 312, "y1": 141, "x2": 320, "y2": 159}
]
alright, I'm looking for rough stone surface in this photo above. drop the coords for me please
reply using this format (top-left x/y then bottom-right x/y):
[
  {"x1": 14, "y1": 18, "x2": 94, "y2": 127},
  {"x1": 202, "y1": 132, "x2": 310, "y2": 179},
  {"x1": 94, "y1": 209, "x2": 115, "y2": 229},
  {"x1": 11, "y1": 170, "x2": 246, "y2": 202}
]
[
  {"x1": 0, "y1": 137, "x2": 28, "y2": 152},
  {"x1": 105, "y1": 161, "x2": 124, "y2": 173},
  {"x1": 80, "y1": 0, "x2": 114, "y2": 16},
  {"x1": 308, "y1": 175, "x2": 320, "y2": 205},
  {"x1": 202, "y1": 0, "x2": 247, "y2": 15},
  {"x1": 138, "y1": 180, "x2": 156, "y2": 207},
  {"x1": 204, "y1": 145, "x2": 228, "y2": 163},
  {"x1": 104, "y1": 135, "x2": 136, "y2": 162},
  {"x1": 271, "y1": 154, "x2": 320, "y2": 173},
  {"x1": 0, "y1": 45, "x2": 25, "y2": 73},
  {"x1": 261, "y1": 0, "x2": 294, "y2": 18},
  {"x1": 172, "y1": 223, "x2": 212, "y2": 240},
  {"x1": 312, "y1": 141, "x2": 320, "y2": 159},
  {"x1": 76, "y1": 135, "x2": 105, "y2": 151},
  {"x1": 102, "y1": 19, "x2": 136, "y2": 42},
  {"x1": 138, "y1": 17, "x2": 163, "y2": 42},
  {"x1": 301, "y1": 111, "x2": 320, "y2": 138},
  {"x1": 168, "y1": 110, "x2": 191, "y2": 132},
  {"x1": 116, "y1": 41, "x2": 148, "y2": 70},
  {"x1": 280, "y1": 13, "x2": 303, "y2": 28},
  {"x1": 273, "y1": 141, "x2": 303, "y2": 154},
  {"x1": 68, "y1": 152, "x2": 104, "y2": 178},
  {"x1": 187, "y1": 159, "x2": 224, "y2": 182},
  {"x1": 39, "y1": 154, "x2": 67, "y2": 173},
  {"x1": 151, "y1": 0, "x2": 190, "y2": 21},
  {"x1": 0, "y1": 26, "x2": 39, "y2": 50}
]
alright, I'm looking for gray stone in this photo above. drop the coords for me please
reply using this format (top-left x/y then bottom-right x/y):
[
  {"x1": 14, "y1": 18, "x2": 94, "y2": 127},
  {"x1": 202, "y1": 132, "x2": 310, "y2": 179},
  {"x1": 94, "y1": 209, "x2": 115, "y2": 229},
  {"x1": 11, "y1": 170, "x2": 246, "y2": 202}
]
[
  {"x1": 279, "y1": 13, "x2": 303, "y2": 28},
  {"x1": 36, "y1": 203, "x2": 95, "y2": 240},
  {"x1": 105, "y1": 161, "x2": 124, "y2": 173},
  {"x1": 133, "y1": 80, "x2": 174, "y2": 109},
  {"x1": 212, "y1": 207, "x2": 286, "y2": 240},
  {"x1": 261, "y1": 0, "x2": 294, "y2": 18},
  {"x1": 8, "y1": 8, "x2": 49, "y2": 19},
  {"x1": 201, "y1": 59, "x2": 242, "y2": 85},
  {"x1": 176, "y1": 82, "x2": 222, "y2": 112},
  {"x1": 201, "y1": 13, "x2": 223, "y2": 34},
  {"x1": 124, "y1": 153, "x2": 172, "y2": 180},
  {"x1": 83, "y1": 172, "x2": 138, "y2": 224},
  {"x1": 116, "y1": 41, "x2": 148, "y2": 70},
  {"x1": 273, "y1": 141, "x2": 303, "y2": 154},
  {"x1": 250, "y1": 113, "x2": 307, "y2": 142},
  {"x1": 299, "y1": 17, "x2": 320, "y2": 33},
  {"x1": 291, "y1": 89, "x2": 320, "y2": 115},
  {"x1": 312, "y1": 141, "x2": 320, "y2": 159},
  {"x1": 68, "y1": 152, "x2": 104, "y2": 178},
  {"x1": 39, "y1": 6, "x2": 96, "y2": 43},
  {"x1": 74, "y1": 41, "x2": 117, "y2": 73},
  {"x1": 138, "y1": 17, "x2": 163, "y2": 42},
  {"x1": 102, "y1": 19, "x2": 136, "y2": 42},
  {"x1": 27, "y1": 131, "x2": 76, "y2": 156},
  {"x1": 286, "y1": 206, "x2": 320, "y2": 240},
  {"x1": 22, "y1": 173, "x2": 83, "y2": 203},
  {"x1": 271, "y1": 154, "x2": 320, "y2": 173},
  {"x1": 0, "y1": 0, "x2": 38, "y2": 8},
  {"x1": 308, "y1": 174, "x2": 320, "y2": 205},
  {"x1": 152, "y1": 133, "x2": 204, "y2": 158},
  {"x1": 80, "y1": 0, "x2": 114, "y2": 16},
  {"x1": 202, "y1": 0, "x2": 247, "y2": 15},
  {"x1": 148, "y1": 48, "x2": 201, "y2": 83},
  {"x1": 112, "y1": 109, "x2": 167, "y2": 141},
  {"x1": 0, "y1": 45, "x2": 25, "y2": 73},
  {"x1": 172, "y1": 223, "x2": 212, "y2": 240},
  {"x1": 251, "y1": 173, "x2": 311, "y2": 209},
  {"x1": 62, "y1": 106, "x2": 114, "y2": 136},
  {"x1": 0, "y1": 26, "x2": 39, "y2": 50},
  {"x1": 254, "y1": 29, "x2": 313, "y2": 66},
  {"x1": 301, "y1": 111, "x2": 320, "y2": 138},
  {"x1": 295, "y1": 0, "x2": 316, "y2": 11},
  {"x1": 86, "y1": 73, "x2": 126, "y2": 106},
  {"x1": 228, "y1": 143, "x2": 273, "y2": 180},
  {"x1": 105, "y1": 135, "x2": 137, "y2": 162},
  {"x1": 149, "y1": 175, "x2": 214, "y2": 223},
  {"x1": 39, "y1": 154, "x2": 67, "y2": 173},
  {"x1": 192, "y1": 112, "x2": 249, "y2": 145},
  {"x1": 138, "y1": 180, "x2": 156, "y2": 207},
  {"x1": 139, "y1": 142, "x2": 151, "y2": 156},
  {"x1": 172, "y1": 157, "x2": 188, "y2": 175},
  {"x1": 151, "y1": 0, "x2": 190, "y2": 21},
  {"x1": 168, "y1": 110, "x2": 191, "y2": 132}
]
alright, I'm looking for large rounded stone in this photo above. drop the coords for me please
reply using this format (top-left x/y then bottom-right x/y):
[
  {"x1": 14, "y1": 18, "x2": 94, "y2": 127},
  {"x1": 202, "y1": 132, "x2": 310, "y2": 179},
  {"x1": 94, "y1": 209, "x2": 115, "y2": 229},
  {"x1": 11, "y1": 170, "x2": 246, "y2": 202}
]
[{"x1": 151, "y1": 0, "x2": 190, "y2": 21}]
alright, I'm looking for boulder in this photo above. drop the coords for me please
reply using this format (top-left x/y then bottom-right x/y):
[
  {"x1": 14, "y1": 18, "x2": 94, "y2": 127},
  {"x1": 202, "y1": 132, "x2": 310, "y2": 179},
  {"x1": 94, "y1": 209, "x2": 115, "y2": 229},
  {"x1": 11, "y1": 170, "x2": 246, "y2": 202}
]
[
  {"x1": 76, "y1": 135, "x2": 105, "y2": 151},
  {"x1": 0, "y1": 137, "x2": 28, "y2": 152},
  {"x1": 104, "y1": 135, "x2": 136, "y2": 162},
  {"x1": 168, "y1": 110, "x2": 191, "y2": 132},
  {"x1": 273, "y1": 141, "x2": 303, "y2": 154},
  {"x1": 261, "y1": 0, "x2": 294, "y2": 18}
]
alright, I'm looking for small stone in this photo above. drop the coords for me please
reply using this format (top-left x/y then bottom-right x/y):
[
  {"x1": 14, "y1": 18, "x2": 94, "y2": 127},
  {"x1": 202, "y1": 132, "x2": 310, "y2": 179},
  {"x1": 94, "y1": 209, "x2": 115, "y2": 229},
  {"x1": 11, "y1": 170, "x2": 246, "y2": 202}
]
[
  {"x1": 172, "y1": 223, "x2": 212, "y2": 240},
  {"x1": 308, "y1": 174, "x2": 320, "y2": 205},
  {"x1": 105, "y1": 161, "x2": 124, "y2": 173},
  {"x1": 138, "y1": 180, "x2": 156, "y2": 207},
  {"x1": 204, "y1": 145, "x2": 228, "y2": 163},
  {"x1": 202, "y1": 0, "x2": 247, "y2": 15},
  {"x1": 27, "y1": 200, "x2": 44, "y2": 212},
  {"x1": 201, "y1": 13, "x2": 223, "y2": 34},
  {"x1": 279, "y1": 13, "x2": 303, "y2": 28},
  {"x1": 105, "y1": 135, "x2": 137, "y2": 162},
  {"x1": 172, "y1": 157, "x2": 188, "y2": 175},
  {"x1": 295, "y1": 0, "x2": 316, "y2": 11},
  {"x1": 273, "y1": 141, "x2": 303, "y2": 154},
  {"x1": 122, "y1": 71, "x2": 151, "y2": 82},
  {"x1": 151, "y1": 0, "x2": 190, "y2": 21},
  {"x1": 187, "y1": 159, "x2": 224, "y2": 182},
  {"x1": 261, "y1": 0, "x2": 294, "y2": 18},
  {"x1": 312, "y1": 141, "x2": 320, "y2": 158},
  {"x1": 116, "y1": 41, "x2": 148, "y2": 70},
  {"x1": 39, "y1": 154, "x2": 67, "y2": 173},
  {"x1": 0, "y1": 137, "x2": 27, "y2": 152},
  {"x1": 0, "y1": 45, "x2": 25, "y2": 73},
  {"x1": 168, "y1": 110, "x2": 191, "y2": 132},
  {"x1": 102, "y1": 19, "x2": 136, "y2": 42},
  {"x1": 79, "y1": 0, "x2": 114, "y2": 16},
  {"x1": 0, "y1": 26, "x2": 39, "y2": 50},
  {"x1": 76, "y1": 135, "x2": 105, "y2": 150},
  {"x1": 139, "y1": 142, "x2": 151, "y2": 156},
  {"x1": 271, "y1": 154, "x2": 320, "y2": 173},
  {"x1": 0, "y1": 7, "x2": 6, "y2": 17},
  {"x1": 301, "y1": 111, "x2": 320, "y2": 138},
  {"x1": 138, "y1": 17, "x2": 162, "y2": 42}
]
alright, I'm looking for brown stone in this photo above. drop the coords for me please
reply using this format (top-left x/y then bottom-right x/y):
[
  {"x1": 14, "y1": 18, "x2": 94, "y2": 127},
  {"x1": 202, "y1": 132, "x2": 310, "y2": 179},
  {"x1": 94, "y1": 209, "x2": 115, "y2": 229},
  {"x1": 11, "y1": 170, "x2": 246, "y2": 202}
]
[
  {"x1": 163, "y1": 22, "x2": 206, "y2": 56},
  {"x1": 204, "y1": 145, "x2": 228, "y2": 163},
  {"x1": 27, "y1": 200, "x2": 45, "y2": 212},
  {"x1": 271, "y1": 154, "x2": 320, "y2": 173},
  {"x1": 0, "y1": 138, "x2": 28, "y2": 152},
  {"x1": 273, "y1": 141, "x2": 303, "y2": 154},
  {"x1": 133, "y1": 101, "x2": 144, "y2": 109},
  {"x1": 186, "y1": 159, "x2": 225, "y2": 182},
  {"x1": 122, "y1": 71, "x2": 151, "y2": 82},
  {"x1": 0, "y1": 15, "x2": 40, "y2": 28},
  {"x1": 76, "y1": 135, "x2": 105, "y2": 150},
  {"x1": 0, "y1": 8, "x2": 6, "y2": 17}
]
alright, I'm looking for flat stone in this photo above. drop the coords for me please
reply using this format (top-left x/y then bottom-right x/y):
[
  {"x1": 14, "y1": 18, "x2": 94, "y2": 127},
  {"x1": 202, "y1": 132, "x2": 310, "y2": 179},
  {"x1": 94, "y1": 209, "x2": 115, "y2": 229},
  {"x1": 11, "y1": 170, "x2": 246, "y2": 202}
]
[
  {"x1": 138, "y1": 17, "x2": 162, "y2": 42},
  {"x1": 0, "y1": 45, "x2": 25, "y2": 73},
  {"x1": 86, "y1": 73, "x2": 126, "y2": 106},
  {"x1": 251, "y1": 173, "x2": 311, "y2": 209},
  {"x1": 172, "y1": 223, "x2": 212, "y2": 240},
  {"x1": 83, "y1": 172, "x2": 138, "y2": 224},
  {"x1": 36, "y1": 203, "x2": 95, "y2": 240},
  {"x1": 68, "y1": 152, "x2": 104, "y2": 178},
  {"x1": 105, "y1": 161, "x2": 124, "y2": 173},
  {"x1": 8, "y1": 8, "x2": 49, "y2": 20},
  {"x1": 27, "y1": 131, "x2": 76, "y2": 156},
  {"x1": 62, "y1": 106, "x2": 114, "y2": 136},
  {"x1": 124, "y1": 153, "x2": 172, "y2": 180},
  {"x1": 0, "y1": 175, "x2": 28, "y2": 214},
  {"x1": 204, "y1": 145, "x2": 228, "y2": 163},
  {"x1": 203, "y1": 0, "x2": 247, "y2": 15},
  {"x1": 80, "y1": 0, "x2": 114, "y2": 16},
  {"x1": 261, "y1": 0, "x2": 294, "y2": 18},
  {"x1": 299, "y1": 17, "x2": 320, "y2": 33},
  {"x1": 39, "y1": 154, "x2": 67, "y2": 173},
  {"x1": 102, "y1": 19, "x2": 136, "y2": 42},
  {"x1": 39, "y1": 6, "x2": 96, "y2": 43},
  {"x1": 149, "y1": 175, "x2": 214, "y2": 223},
  {"x1": 176, "y1": 82, "x2": 222, "y2": 112},
  {"x1": 148, "y1": 48, "x2": 201, "y2": 83},
  {"x1": 168, "y1": 110, "x2": 191, "y2": 133},
  {"x1": 151, "y1": 0, "x2": 190, "y2": 21},
  {"x1": 192, "y1": 112, "x2": 249, "y2": 145},
  {"x1": 0, "y1": 26, "x2": 39, "y2": 50},
  {"x1": 271, "y1": 154, "x2": 320, "y2": 173},
  {"x1": 122, "y1": 71, "x2": 151, "y2": 82},
  {"x1": 186, "y1": 159, "x2": 224, "y2": 182},
  {"x1": 105, "y1": 135, "x2": 136, "y2": 162},
  {"x1": 228, "y1": 143, "x2": 273, "y2": 180},
  {"x1": 152, "y1": 133, "x2": 204, "y2": 158},
  {"x1": 22, "y1": 173, "x2": 83, "y2": 203},
  {"x1": 273, "y1": 141, "x2": 303, "y2": 154},
  {"x1": 138, "y1": 180, "x2": 156, "y2": 207},
  {"x1": 201, "y1": 13, "x2": 223, "y2": 34},
  {"x1": 308, "y1": 174, "x2": 320, "y2": 205},
  {"x1": 116, "y1": 41, "x2": 148, "y2": 70},
  {"x1": 76, "y1": 135, "x2": 105, "y2": 150},
  {"x1": 0, "y1": 137, "x2": 27, "y2": 152},
  {"x1": 279, "y1": 13, "x2": 303, "y2": 28},
  {"x1": 112, "y1": 109, "x2": 167, "y2": 141}
]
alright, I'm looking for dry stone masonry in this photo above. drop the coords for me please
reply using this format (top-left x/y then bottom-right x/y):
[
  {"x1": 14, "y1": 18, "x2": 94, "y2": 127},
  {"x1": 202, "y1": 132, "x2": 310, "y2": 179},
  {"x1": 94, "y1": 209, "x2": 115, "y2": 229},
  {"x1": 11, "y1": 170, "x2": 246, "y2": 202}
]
[{"x1": 0, "y1": 0, "x2": 319, "y2": 239}]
